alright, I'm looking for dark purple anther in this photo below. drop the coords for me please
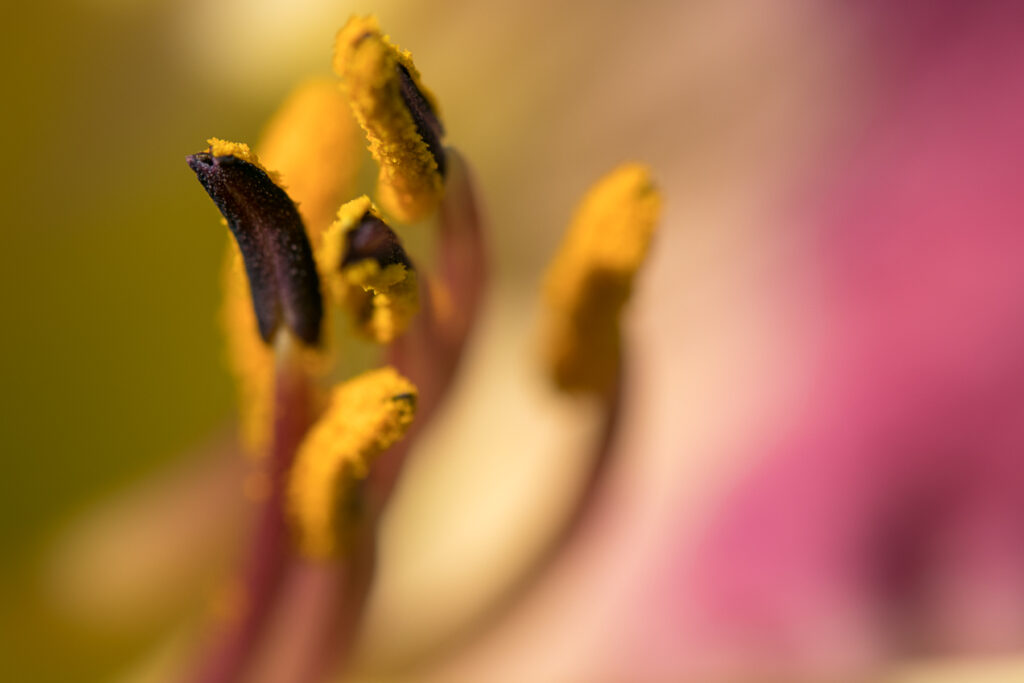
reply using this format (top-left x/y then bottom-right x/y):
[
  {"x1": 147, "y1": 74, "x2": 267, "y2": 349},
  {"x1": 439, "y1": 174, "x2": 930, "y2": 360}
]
[
  {"x1": 341, "y1": 212, "x2": 413, "y2": 270},
  {"x1": 187, "y1": 151, "x2": 323, "y2": 346},
  {"x1": 395, "y1": 64, "x2": 446, "y2": 177}
]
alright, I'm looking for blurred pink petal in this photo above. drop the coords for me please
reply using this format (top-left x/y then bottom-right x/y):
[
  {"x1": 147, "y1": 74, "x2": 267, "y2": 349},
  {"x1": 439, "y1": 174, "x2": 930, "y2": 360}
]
[
  {"x1": 648, "y1": 0, "x2": 1024, "y2": 676},
  {"x1": 418, "y1": 3, "x2": 1024, "y2": 681}
]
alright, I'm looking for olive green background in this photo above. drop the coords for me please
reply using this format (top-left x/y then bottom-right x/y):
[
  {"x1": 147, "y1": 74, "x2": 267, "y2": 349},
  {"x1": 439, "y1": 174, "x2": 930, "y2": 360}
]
[{"x1": 2, "y1": 4, "x2": 240, "y2": 680}]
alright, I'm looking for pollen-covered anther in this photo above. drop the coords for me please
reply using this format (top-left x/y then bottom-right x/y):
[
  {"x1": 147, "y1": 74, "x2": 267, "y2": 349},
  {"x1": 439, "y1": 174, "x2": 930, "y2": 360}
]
[
  {"x1": 287, "y1": 367, "x2": 417, "y2": 558},
  {"x1": 333, "y1": 15, "x2": 446, "y2": 222},
  {"x1": 542, "y1": 163, "x2": 662, "y2": 395},
  {"x1": 187, "y1": 138, "x2": 323, "y2": 346},
  {"x1": 321, "y1": 196, "x2": 419, "y2": 344}
]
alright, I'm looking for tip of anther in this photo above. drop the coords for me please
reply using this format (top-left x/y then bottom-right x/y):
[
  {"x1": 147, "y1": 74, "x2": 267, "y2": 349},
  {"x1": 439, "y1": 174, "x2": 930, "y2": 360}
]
[{"x1": 186, "y1": 152, "x2": 214, "y2": 173}]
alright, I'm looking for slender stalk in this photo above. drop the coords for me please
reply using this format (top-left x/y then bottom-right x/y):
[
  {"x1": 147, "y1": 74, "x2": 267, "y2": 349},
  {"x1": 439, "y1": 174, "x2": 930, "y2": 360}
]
[
  {"x1": 189, "y1": 335, "x2": 313, "y2": 683},
  {"x1": 235, "y1": 147, "x2": 486, "y2": 683},
  {"x1": 240, "y1": 534, "x2": 376, "y2": 683}
]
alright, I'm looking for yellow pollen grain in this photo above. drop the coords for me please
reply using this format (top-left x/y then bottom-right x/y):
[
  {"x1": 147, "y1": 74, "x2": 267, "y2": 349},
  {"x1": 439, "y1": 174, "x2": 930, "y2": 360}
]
[
  {"x1": 319, "y1": 195, "x2": 376, "y2": 292},
  {"x1": 333, "y1": 15, "x2": 443, "y2": 222},
  {"x1": 321, "y1": 196, "x2": 420, "y2": 343},
  {"x1": 288, "y1": 367, "x2": 417, "y2": 558},
  {"x1": 257, "y1": 78, "x2": 363, "y2": 249},
  {"x1": 542, "y1": 163, "x2": 662, "y2": 395},
  {"x1": 206, "y1": 137, "x2": 283, "y2": 186},
  {"x1": 345, "y1": 260, "x2": 418, "y2": 343}
]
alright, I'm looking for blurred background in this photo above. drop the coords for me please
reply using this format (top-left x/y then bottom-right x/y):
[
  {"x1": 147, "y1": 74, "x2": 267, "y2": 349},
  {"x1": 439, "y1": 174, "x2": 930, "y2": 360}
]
[{"x1": 3, "y1": 1, "x2": 1024, "y2": 682}]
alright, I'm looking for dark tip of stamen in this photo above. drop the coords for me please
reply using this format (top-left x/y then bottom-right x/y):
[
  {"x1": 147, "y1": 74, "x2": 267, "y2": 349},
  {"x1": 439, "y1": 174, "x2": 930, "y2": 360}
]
[
  {"x1": 187, "y1": 152, "x2": 214, "y2": 168},
  {"x1": 341, "y1": 213, "x2": 413, "y2": 270},
  {"x1": 395, "y1": 64, "x2": 446, "y2": 177},
  {"x1": 187, "y1": 150, "x2": 323, "y2": 346}
]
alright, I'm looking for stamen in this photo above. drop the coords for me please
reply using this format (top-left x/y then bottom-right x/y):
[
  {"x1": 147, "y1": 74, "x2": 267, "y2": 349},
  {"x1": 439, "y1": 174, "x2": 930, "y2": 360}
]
[
  {"x1": 225, "y1": 81, "x2": 358, "y2": 454},
  {"x1": 321, "y1": 196, "x2": 419, "y2": 343},
  {"x1": 287, "y1": 367, "x2": 417, "y2": 558},
  {"x1": 187, "y1": 138, "x2": 323, "y2": 346},
  {"x1": 333, "y1": 15, "x2": 445, "y2": 222},
  {"x1": 542, "y1": 163, "x2": 661, "y2": 394}
]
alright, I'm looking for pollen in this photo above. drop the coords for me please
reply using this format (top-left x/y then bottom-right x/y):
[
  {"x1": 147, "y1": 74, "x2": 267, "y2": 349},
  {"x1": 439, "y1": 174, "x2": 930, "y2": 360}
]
[
  {"x1": 542, "y1": 163, "x2": 661, "y2": 395},
  {"x1": 206, "y1": 138, "x2": 283, "y2": 186},
  {"x1": 257, "y1": 78, "x2": 364, "y2": 247},
  {"x1": 321, "y1": 196, "x2": 419, "y2": 343},
  {"x1": 333, "y1": 15, "x2": 445, "y2": 223},
  {"x1": 288, "y1": 367, "x2": 417, "y2": 558}
]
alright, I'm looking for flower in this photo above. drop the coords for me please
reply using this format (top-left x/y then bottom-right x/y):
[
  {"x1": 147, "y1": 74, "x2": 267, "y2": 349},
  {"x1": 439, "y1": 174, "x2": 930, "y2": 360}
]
[
  {"x1": 33, "y1": 2, "x2": 1024, "y2": 683},
  {"x1": 155, "y1": 13, "x2": 662, "y2": 683}
]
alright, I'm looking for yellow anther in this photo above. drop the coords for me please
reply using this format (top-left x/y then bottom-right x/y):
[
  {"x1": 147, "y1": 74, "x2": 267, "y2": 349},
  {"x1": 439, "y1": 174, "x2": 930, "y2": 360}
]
[
  {"x1": 333, "y1": 15, "x2": 445, "y2": 222},
  {"x1": 542, "y1": 163, "x2": 661, "y2": 395},
  {"x1": 288, "y1": 367, "x2": 417, "y2": 558},
  {"x1": 222, "y1": 244, "x2": 275, "y2": 453},
  {"x1": 257, "y1": 78, "x2": 363, "y2": 247},
  {"x1": 321, "y1": 196, "x2": 420, "y2": 343}
]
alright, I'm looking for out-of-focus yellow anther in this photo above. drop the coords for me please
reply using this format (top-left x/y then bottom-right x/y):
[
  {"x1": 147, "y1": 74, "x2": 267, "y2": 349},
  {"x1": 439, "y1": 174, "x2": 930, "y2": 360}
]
[
  {"x1": 222, "y1": 244, "x2": 275, "y2": 454},
  {"x1": 257, "y1": 78, "x2": 363, "y2": 247},
  {"x1": 321, "y1": 196, "x2": 420, "y2": 343},
  {"x1": 333, "y1": 15, "x2": 444, "y2": 222},
  {"x1": 542, "y1": 163, "x2": 661, "y2": 395},
  {"x1": 288, "y1": 367, "x2": 417, "y2": 558}
]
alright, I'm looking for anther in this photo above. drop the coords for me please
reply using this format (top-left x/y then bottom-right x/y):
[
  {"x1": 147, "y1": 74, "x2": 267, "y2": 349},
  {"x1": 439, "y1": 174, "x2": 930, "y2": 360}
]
[
  {"x1": 287, "y1": 367, "x2": 417, "y2": 558},
  {"x1": 333, "y1": 16, "x2": 446, "y2": 222},
  {"x1": 321, "y1": 196, "x2": 419, "y2": 343},
  {"x1": 542, "y1": 163, "x2": 661, "y2": 394},
  {"x1": 187, "y1": 139, "x2": 323, "y2": 346}
]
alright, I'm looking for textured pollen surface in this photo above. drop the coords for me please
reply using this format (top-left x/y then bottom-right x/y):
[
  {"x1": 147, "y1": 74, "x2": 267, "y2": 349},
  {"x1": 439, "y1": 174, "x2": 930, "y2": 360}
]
[
  {"x1": 543, "y1": 163, "x2": 661, "y2": 395},
  {"x1": 206, "y1": 138, "x2": 283, "y2": 186},
  {"x1": 333, "y1": 15, "x2": 444, "y2": 223},
  {"x1": 288, "y1": 367, "x2": 417, "y2": 558},
  {"x1": 321, "y1": 196, "x2": 419, "y2": 343}
]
